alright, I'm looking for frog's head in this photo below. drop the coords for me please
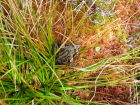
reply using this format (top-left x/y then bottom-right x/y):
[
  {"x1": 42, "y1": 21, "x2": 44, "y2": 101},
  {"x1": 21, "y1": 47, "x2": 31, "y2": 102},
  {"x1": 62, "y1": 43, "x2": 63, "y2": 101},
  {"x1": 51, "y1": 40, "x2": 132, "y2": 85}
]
[{"x1": 74, "y1": 45, "x2": 81, "y2": 53}]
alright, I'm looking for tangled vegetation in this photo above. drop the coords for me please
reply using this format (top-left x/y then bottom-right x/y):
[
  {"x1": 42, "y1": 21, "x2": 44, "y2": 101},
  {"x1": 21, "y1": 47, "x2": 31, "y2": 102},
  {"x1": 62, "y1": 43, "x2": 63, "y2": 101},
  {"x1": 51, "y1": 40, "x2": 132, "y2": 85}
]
[{"x1": 0, "y1": 0, "x2": 140, "y2": 105}]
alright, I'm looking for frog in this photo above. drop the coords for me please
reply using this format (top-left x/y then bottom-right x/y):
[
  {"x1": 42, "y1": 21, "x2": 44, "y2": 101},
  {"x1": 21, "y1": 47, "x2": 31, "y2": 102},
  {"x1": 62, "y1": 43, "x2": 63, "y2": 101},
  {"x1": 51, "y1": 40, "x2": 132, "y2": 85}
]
[{"x1": 54, "y1": 42, "x2": 80, "y2": 65}]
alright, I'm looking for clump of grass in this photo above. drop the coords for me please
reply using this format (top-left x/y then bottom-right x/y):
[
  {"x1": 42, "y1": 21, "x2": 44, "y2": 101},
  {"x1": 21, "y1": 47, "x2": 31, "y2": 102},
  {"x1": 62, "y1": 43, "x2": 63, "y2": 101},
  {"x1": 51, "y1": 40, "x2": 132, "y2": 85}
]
[
  {"x1": 0, "y1": 0, "x2": 69, "y2": 104},
  {"x1": 0, "y1": 0, "x2": 104, "y2": 104}
]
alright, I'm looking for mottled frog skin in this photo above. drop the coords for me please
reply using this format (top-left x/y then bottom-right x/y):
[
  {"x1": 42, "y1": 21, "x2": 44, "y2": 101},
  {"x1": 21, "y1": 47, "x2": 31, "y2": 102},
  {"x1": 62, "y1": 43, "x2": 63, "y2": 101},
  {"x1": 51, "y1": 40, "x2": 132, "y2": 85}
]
[{"x1": 54, "y1": 43, "x2": 80, "y2": 65}]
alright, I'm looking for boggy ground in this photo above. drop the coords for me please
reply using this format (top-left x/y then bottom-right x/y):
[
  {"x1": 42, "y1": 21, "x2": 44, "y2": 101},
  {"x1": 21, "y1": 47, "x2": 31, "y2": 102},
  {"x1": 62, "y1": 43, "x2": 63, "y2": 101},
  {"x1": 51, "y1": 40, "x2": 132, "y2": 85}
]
[{"x1": 54, "y1": 0, "x2": 140, "y2": 104}]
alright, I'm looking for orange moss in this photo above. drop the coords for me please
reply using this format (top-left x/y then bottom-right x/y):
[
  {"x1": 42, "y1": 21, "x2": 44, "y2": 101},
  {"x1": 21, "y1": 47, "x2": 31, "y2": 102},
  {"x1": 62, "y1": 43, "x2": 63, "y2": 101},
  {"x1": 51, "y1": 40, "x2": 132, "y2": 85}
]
[{"x1": 115, "y1": 0, "x2": 140, "y2": 34}]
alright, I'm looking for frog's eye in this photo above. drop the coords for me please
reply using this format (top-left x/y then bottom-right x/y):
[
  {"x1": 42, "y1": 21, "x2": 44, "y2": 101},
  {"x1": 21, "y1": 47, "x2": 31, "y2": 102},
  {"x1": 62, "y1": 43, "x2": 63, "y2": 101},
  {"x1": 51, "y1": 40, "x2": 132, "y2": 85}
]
[
  {"x1": 75, "y1": 45, "x2": 81, "y2": 49},
  {"x1": 73, "y1": 45, "x2": 80, "y2": 52}
]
